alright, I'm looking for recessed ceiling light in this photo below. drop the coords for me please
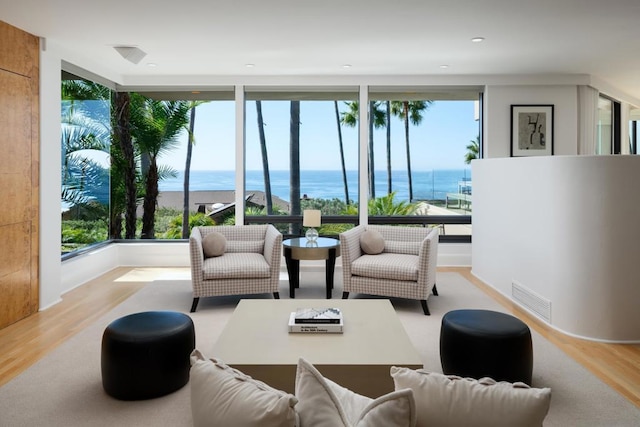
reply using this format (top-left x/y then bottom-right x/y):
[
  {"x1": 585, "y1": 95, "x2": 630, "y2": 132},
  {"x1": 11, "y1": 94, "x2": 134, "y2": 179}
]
[
  {"x1": 146, "y1": 62, "x2": 157, "y2": 67},
  {"x1": 439, "y1": 64, "x2": 449, "y2": 69},
  {"x1": 245, "y1": 63, "x2": 255, "y2": 68},
  {"x1": 471, "y1": 37, "x2": 485, "y2": 43},
  {"x1": 342, "y1": 64, "x2": 352, "y2": 69}
]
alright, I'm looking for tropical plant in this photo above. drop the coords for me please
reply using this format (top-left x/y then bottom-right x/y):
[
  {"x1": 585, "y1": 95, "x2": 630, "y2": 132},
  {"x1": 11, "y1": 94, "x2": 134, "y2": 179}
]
[
  {"x1": 163, "y1": 212, "x2": 215, "y2": 239},
  {"x1": 367, "y1": 191, "x2": 419, "y2": 216},
  {"x1": 334, "y1": 101, "x2": 350, "y2": 204},
  {"x1": 391, "y1": 100, "x2": 432, "y2": 202},
  {"x1": 134, "y1": 99, "x2": 191, "y2": 239},
  {"x1": 60, "y1": 104, "x2": 110, "y2": 218},
  {"x1": 341, "y1": 101, "x2": 386, "y2": 198},
  {"x1": 465, "y1": 135, "x2": 480, "y2": 164}
]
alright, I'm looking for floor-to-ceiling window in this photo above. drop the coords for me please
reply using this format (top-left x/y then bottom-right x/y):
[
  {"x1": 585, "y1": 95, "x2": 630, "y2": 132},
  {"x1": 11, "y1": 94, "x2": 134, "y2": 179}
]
[
  {"x1": 61, "y1": 72, "x2": 112, "y2": 254},
  {"x1": 244, "y1": 89, "x2": 359, "y2": 237},
  {"x1": 367, "y1": 87, "x2": 479, "y2": 237},
  {"x1": 597, "y1": 95, "x2": 621, "y2": 154},
  {"x1": 60, "y1": 82, "x2": 477, "y2": 254}
]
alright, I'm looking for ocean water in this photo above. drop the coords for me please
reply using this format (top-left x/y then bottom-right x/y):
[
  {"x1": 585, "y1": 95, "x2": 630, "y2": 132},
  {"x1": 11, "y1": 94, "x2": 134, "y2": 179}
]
[{"x1": 160, "y1": 169, "x2": 471, "y2": 202}]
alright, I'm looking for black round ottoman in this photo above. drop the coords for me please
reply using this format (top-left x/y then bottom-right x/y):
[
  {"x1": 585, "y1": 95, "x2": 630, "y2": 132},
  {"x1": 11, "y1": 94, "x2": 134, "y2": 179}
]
[
  {"x1": 101, "y1": 311, "x2": 195, "y2": 400},
  {"x1": 440, "y1": 309, "x2": 533, "y2": 385}
]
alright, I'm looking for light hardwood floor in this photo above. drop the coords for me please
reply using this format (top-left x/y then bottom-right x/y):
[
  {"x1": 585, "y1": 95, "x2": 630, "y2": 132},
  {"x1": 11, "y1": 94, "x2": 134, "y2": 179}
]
[{"x1": 1, "y1": 266, "x2": 638, "y2": 408}]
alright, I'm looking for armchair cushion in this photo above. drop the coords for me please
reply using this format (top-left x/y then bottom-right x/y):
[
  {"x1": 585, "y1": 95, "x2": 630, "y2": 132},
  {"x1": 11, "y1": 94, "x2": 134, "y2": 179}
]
[
  {"x1": 226, "y1": 240, "x2": 265, "y2": 253},
  {"x1": 203, "y1": 253, "x2": 271, "y2": 280},
  {"x1": 360, "y1": 229, "x2": 385, "y2": 255},
  {"x1": 202, "y1": 231, "x2": 226, "y2": 258},
  {"x1": 352, "y1": 253, "x2": 419, "y2": 282}
]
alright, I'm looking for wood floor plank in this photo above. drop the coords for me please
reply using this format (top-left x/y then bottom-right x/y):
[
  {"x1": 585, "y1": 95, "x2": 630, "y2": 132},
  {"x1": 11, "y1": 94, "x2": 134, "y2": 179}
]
[{"x1": 0, "y1": 266, "x2": 638, "y2": 409}]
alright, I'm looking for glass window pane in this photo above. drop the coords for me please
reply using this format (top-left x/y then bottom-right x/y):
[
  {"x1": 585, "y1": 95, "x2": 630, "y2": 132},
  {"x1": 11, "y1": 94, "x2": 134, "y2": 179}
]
[
  {"x1": 61, "y1": 74, "x2": 111, "y2": 254},
  {"x1": 244, "y1": 92, "x2": 359, "y2": 237}
]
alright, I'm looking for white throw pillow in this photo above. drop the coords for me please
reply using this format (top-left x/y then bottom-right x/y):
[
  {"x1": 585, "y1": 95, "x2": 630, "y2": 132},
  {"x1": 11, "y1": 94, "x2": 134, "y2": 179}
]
[
  {"x1": 295, "y1": 358, "x2": 416, "y2": 427},
  {"x1": 360, "y1": 230, "x2": 385, "y2": 255},
  {"x1": 201, "y1": 232, "x2": 226, "y2": 258},
  {"x1": 189, "y1": 350, "x2": 298, "y2": 427},
  {"x1": 390, "y1": 367, "x2": 551, "y2": 427}
]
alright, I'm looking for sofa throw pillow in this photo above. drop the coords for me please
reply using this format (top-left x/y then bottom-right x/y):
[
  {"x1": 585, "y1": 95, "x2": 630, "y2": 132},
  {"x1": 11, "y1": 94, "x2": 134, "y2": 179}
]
[
  {"x1": 189, "y1": 350, "x2": 298, "y2": 427},
  {"x1": 295, "y1": 358, "x2": 416, "y2": 427},
  {"x1": 202, "y1": 232, "x2": 226, "y2": 258},
  {"x1": 390, "y1": 368, "x2": 551, "y2": 427},
  {"x1": 360, "y1": 230, "x2": 385, "y2": 255}
]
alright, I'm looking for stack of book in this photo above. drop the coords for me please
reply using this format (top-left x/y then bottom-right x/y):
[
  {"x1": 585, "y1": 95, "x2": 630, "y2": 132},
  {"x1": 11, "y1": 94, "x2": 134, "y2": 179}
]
[{"x1": 288, "y1": 307, "x2": 343, "y2": 333}]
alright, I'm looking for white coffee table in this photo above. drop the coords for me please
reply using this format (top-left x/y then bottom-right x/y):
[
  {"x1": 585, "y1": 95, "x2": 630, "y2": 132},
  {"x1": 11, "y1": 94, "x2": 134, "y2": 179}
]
[{"x1": 211, "y1": 299, "x2": 422, "y2": 397}]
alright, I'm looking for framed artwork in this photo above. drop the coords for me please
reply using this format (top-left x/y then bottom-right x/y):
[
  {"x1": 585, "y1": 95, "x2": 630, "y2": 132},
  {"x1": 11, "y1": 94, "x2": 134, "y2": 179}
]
[{"x1": 510, "y1": 104, "x2": 554, "y2": 156}]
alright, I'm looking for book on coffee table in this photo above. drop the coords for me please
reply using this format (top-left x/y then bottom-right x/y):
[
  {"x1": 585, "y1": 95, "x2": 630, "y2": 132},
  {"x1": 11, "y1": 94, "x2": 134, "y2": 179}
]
[
  {"x1": 288, "y1": 312, "x2": 343, "y2": 333},
  {"x1": 294, "y1": 307, "x2": 342, "y2": 324}
]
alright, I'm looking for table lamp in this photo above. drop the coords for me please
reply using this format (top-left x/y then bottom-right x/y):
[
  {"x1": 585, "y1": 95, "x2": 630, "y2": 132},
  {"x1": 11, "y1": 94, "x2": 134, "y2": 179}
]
[{"x1": 303, "y1": 209, "x2": 321, "y2": 242}]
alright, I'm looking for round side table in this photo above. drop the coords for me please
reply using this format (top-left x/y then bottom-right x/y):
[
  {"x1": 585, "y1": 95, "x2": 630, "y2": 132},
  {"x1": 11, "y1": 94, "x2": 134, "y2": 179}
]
[{"x1": 283, "y1": 237, "x2": 340, "y2": 299}]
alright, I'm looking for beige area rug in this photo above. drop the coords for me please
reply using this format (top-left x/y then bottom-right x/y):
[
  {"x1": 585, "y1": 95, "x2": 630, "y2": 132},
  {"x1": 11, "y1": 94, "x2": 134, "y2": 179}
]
[{"x1": 0, "y1": 271, "x2": 638, "y2": 426}]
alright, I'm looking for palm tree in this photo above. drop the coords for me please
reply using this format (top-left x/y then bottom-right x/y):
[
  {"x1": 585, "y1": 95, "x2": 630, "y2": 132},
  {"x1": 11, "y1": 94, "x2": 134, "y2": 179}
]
[
  {"x1": 341, "y1": 101, "x2": 386, "y2": 198},
  {"x1": 256, "y1": 101, "x2": 273, "y2": 214},
  {"x1": 60, "y1": 109, "x2": 110, "y2": 213},
  {"x1": 391, "y1": 100, "x2": 432, "y2": 202},
  {"x1": 113, "y1": 91, "x2": 138, "y2": 239},
  {"x1": 334, "y1": 101, "x2": 350, "y2": 204},
  {"x1": 290, "y1": 101, "x2": 301, "y2": 235},
  {"x1": 134, "y1": 99, "x2": 191, "y2": 239},
  {"x1": 465, "y1": 135, "x2": 480, "y2": 164},
  {"x1": 182, "y1": 101, "x2": 209, "y2": 238},
  {"x1": 385, "y1": 101, "x2": 392, "y2": 194}
]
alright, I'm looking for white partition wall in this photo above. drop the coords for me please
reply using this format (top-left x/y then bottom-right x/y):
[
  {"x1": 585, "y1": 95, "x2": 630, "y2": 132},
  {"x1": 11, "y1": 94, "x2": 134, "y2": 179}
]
[{"x1": 472, "y1": 156, "x2": 640, "y2": 343}]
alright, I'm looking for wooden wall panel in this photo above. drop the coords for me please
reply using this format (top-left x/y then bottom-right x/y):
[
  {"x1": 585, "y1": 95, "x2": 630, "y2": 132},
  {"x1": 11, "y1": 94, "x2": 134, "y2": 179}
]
[
  {"x1": 0, "y1": 21, "x2": 37, "y2": 77},
  {"x1": 0, "y1": 20, "x2": 40, "y2": 329}
]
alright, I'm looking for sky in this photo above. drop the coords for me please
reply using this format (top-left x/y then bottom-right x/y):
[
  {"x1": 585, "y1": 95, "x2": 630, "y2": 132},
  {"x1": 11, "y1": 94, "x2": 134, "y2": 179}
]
[{"x1": 158, "y1": 99, "x2": 479, "y2": 172}]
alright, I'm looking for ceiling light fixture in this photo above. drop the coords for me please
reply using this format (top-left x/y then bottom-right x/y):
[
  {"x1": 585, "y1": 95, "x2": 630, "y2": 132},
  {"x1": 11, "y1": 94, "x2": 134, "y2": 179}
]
[
  {"x1": 147, "y1": 63, "x2": 157, "y2": 67},
  {"x1": 113, "y1": 46, "x2": 147, "y2": 64},
  {"x1": 245, "y1": 63, "x2": 255, "y2": 68},
  {"x1": 471, "y1": 37, "x2": 485, "y2": 43},
  {"x1": 439, "y1": 64, "x2": 449, "y2": 69},
  {"x1": 342, "y1": 64, "x2": 352, "y2": 69}
]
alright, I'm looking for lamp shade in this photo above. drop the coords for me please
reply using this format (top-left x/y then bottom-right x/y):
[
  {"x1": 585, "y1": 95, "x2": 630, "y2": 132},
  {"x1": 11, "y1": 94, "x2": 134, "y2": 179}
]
[{"x1": 303, "y1": 210, "x2": 321, "y2": 227}]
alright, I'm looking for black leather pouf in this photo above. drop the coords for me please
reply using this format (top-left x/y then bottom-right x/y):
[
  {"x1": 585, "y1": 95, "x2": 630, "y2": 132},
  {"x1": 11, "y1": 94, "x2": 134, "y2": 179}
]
[
  {"x1": 440, "y1": 309, "x2": 533, "y2": 385},
  {"x1": 101, "y1": 311, "x2": 195, "y2": 400}
]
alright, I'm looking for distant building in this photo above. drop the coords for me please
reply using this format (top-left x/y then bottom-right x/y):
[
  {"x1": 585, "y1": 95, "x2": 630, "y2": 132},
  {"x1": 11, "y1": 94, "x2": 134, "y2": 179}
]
[{"x1": 144, "y1": 190, "x2": 290, "y2": 220}]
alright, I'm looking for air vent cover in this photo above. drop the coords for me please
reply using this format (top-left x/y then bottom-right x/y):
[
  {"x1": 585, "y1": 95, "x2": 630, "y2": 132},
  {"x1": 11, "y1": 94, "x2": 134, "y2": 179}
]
[{"x1": 512, "y1": 281, "x2": 551, "y2": 323}]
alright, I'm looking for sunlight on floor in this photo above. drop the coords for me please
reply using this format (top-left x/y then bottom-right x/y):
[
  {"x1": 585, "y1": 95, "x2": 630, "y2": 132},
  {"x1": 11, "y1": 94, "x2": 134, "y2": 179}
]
[{"x1": 114, "y1": 267, "x2": 190, "y2": 283}]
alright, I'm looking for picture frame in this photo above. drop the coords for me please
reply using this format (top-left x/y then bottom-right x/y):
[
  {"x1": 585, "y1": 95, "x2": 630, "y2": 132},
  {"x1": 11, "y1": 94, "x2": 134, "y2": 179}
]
[{"x1": 510, "y1": 104, "x2": 554, "y2": 157}]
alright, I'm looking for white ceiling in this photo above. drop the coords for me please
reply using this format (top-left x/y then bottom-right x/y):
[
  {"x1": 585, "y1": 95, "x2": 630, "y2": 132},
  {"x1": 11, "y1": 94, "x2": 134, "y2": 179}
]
[{"x1": 2, "y1": 0, "x2": 640, "y2": 101}]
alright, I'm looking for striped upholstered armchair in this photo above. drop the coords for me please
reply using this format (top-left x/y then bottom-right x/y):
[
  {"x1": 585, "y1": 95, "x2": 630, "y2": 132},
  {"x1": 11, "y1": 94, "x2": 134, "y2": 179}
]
[
  {"x1": 189, "y1": 225, "x2": 282, "y2": 312},
  {"x1": 339, "y1": 225, "x2": 439, "y2": 315}
]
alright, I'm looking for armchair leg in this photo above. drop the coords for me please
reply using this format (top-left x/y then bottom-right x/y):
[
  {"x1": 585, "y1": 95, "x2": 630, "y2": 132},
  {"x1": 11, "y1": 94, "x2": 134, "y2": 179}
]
[
  {"x1": 420, "y1": 300, "x2": 430, "y2": 316},
  {"x1": 432, "y1": 284, "x2": 439, "y2": 296},
  {"x1": 190, "y1": 298, "x2": 200, "y2": 313},
  {"x1": 273, "y1": 292, "x2": 280, "y2": 299},
  {"x1": 342, "y1": 292, "x2": 349, "y2": 299}
]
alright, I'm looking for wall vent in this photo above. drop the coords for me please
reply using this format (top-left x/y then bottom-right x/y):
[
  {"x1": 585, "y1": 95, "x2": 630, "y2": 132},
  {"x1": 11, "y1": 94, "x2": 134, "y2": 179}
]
[{"x1": 511, "y1": 281, "x2": 551, "y2": 323}]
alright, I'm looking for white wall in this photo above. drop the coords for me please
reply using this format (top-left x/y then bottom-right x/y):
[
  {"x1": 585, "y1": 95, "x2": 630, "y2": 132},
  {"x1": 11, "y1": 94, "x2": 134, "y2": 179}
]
[
  {"x1": 472, "y1": 156, "x2": 640, "y2": 343},
  {"x1": 484, "y1": 85, "x2": 579, "y2": 158},
  {"x1": 39, "y1": 42, "x2": 63, "y2": 310}
]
